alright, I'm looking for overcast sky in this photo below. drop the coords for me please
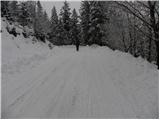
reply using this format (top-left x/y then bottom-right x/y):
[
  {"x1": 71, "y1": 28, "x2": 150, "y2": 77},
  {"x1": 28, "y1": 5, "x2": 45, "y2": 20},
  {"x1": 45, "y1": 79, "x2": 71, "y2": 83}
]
[{"x1": 41, "y1": 1, "x2": 81, "y2": 18}]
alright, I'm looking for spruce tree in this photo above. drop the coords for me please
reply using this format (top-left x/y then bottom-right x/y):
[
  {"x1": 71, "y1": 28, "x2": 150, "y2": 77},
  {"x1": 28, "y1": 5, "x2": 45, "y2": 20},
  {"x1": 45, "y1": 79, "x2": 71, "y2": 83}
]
[
  {"x1": 42, "y1": 11, "x2": 50, "y2": 35},
  {"x1": 59, "y1": 1, "x2": 72, "y2": 45},
  {"x1": 71, "y1": 8, "x2": 79, "y2": 45},
  {"x1": 8, "y1": 1, "x2": 18, "y2": 22},
  {"x1": 25, "y1": 1, "x2": 36, "y2": 27},
  {"x1": 18, "y1": 2, "x2": 30, "y2": 27},
  {"x1": 51, "y1": 6, "x2": 58, "y2": 26},
  {"x1": 89, "y1": 1, "x2": 106, "y2": 45},
  {"x1": 80, "y1": 1, "x2": 91, "y2": 45},
  {"x1": 34, "y1": 1, "x2": 45, "y2": 42},
  {"x1": 36, "y1": 1, "x2": 43, "y2": 18},
  {"x1": 60, "y1": 1, "x2": 71, "y2": 31},
  {"x1": 56, "y1": 18, "x2": 65, "y2": 45},
  {"x1": 50, "y1": 6, "x2": 59, "y2": 44},
  {"x1": 1, "y1": 1, "x2": 10, "y2": 18}
]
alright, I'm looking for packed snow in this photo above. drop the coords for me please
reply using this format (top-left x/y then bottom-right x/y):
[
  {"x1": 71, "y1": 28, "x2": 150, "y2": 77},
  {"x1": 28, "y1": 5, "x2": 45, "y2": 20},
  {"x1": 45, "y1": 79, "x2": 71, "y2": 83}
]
[{"x1": 1, "y1": 19, "x2": 159, "y2": 118}]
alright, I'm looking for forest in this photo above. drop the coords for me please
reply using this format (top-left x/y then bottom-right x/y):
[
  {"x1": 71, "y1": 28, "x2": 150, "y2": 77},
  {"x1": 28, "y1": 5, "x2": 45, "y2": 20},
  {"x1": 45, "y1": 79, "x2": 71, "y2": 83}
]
[{"x1": 1, "y1": 1, "x2": 159, "y2": 68}]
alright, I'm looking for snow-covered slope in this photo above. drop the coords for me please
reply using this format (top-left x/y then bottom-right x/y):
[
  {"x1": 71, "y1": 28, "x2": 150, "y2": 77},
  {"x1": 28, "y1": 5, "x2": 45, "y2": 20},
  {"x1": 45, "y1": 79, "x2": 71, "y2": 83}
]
[
  {"x1": 1, "y1": 19, "x2": 159, "y2": 119},
  {"x1": 1, "y1": 18, "x2": 53, "y2": 80}
]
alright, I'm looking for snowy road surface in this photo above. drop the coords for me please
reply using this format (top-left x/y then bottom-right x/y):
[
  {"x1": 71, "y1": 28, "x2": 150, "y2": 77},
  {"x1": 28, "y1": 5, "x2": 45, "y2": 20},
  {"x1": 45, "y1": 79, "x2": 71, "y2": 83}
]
[{"x1": 2, "y1": 46, "x2": 159, "y2": 118}]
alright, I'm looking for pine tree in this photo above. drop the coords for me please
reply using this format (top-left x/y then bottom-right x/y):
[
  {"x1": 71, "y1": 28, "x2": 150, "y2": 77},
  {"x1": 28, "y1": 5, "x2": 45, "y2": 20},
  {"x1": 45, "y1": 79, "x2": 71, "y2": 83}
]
[
  {"x1": 8, "y1": 1, "x2": 18, "y2": 22},
  {"x1": 71, "y1": 8, "x2": 79, "y2": 45},
  {"x1": 34, "y1": 1, "x2": 45, "y2": 42},
  {"x1": 18, "y1": 2, "x2": 30, "y2": 27},
  {"x1": 1, "y1": 1, "x2": 10, "y2": 18},
  {"x1": 25, "y1": 1, "x2": 36, "y2": 27},
  {"x1": 56, "y1": 18, "x2": 65, "y2": 45},
  {"x1": 51, "y1": 6, "x2": 58, "y2": 26},
  {"x1": 80, "y1": 1, "x2": 106, "y2": 45},
  {"x1": 50, "y1": 6, "x2": 59, "y2": 44},
  {"x1": 89, "y1": 1, "x2": 106, "y2": 45},
  {"x1": 42, "y1": 11, "x2": 50, "y2": 35},
  {"x1": 36, "y1": 1, "x2": 43, "y2": 18},
  {"x1": 59, "y1": 1, "x2": 72, "y2": 45},
  {"x1": 80, "y1": 1, "x2": 91, "y2": 45},
  {"x1": 60, "y1": 1, "x2": 71, "y2": 31}
]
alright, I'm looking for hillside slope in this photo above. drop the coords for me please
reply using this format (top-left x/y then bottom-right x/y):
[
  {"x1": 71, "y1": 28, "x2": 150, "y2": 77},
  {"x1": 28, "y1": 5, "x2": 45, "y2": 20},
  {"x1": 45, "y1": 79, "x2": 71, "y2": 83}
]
[{"x1": 1, "y1": 18, "x2": 53, "y2": 81}]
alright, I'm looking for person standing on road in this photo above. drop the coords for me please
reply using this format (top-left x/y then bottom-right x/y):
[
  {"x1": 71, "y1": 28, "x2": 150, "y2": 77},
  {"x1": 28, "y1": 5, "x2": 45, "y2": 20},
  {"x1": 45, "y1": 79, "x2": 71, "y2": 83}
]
[{"x1": 76, "y1": 39, "x2": 80, "y2": 51}]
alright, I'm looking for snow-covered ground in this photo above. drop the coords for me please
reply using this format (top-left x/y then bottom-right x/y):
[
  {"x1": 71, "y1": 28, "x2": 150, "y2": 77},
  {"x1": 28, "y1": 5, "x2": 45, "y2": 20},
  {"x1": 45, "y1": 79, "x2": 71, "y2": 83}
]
[
  {"x1": 1, "y1": 20, "x2": 159, "y2": 118},
  {"x1": 2, "y1": 18, "x2": 53, "y2": 87}
]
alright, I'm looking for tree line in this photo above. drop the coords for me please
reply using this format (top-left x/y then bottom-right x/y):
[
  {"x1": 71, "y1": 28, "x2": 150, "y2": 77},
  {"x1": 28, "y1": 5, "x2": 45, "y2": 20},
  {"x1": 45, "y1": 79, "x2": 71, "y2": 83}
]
[{"x1": 1, "y1": 1, "x2": 159, "y2": 67}]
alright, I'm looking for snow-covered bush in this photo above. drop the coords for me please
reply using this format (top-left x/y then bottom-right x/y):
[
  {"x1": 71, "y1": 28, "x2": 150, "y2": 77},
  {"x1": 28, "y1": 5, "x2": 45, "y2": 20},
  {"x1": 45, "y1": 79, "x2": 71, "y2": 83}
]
[
  {"x1": 6, "y1": 22, "x2": 18, "y2": 37},
  {"x1": 23, "y1": 26, "x2": 34, "y2": 38}
]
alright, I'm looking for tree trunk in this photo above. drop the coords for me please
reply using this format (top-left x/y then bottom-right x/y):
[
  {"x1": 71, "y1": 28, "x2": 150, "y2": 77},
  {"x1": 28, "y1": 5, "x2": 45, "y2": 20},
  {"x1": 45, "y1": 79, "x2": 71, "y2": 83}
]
[
  {"x1": 148, "y1": 1, "x2": 159, "y2": 68},
  {"x1": 148, "y1": 26, "x2": 152, "y2": 62}
]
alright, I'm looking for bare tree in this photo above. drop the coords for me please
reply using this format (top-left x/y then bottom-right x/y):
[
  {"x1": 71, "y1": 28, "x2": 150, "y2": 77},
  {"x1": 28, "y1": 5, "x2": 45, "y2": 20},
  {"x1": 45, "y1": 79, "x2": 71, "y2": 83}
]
[{"x1": 115, "y1": 1, "x2": 159, "y2": 68}]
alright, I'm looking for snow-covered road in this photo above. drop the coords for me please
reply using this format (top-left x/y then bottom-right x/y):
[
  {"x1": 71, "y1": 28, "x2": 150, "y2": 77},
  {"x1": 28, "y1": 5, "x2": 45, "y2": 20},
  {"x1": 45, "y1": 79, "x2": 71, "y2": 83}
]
[{"x1": 2, "y1": 46, "x2": 159, "y2": 118}]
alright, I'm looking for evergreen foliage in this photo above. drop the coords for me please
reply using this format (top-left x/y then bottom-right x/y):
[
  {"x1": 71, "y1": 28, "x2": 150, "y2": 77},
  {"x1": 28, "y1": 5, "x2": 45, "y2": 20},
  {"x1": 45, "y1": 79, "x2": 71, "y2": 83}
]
[
  {"x1": 50, "y1": 6, "x2": 59, "y2": 44},
  {"x1": 1, "y1": 1, "x2": 10, "y2": 18},
  {"x1": 18, "y1": 2, "x2": 30, "y2": 27},
  {"x1": 71, "y1": 9, "x2": 79, "y2": 45},
  {"x1": 80, "y1": 1, "x2": 90, "y2": 45},
  {"x1": 59, "y1": 1, "x2": 72, "y2": 45}
]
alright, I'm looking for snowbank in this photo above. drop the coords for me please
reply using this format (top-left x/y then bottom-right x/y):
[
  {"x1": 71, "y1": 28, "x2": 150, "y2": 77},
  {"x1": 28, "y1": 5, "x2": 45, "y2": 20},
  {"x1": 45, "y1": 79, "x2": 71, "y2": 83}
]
[{"x1": 1, "y1": 19, "x2": 53, "y2": 82}]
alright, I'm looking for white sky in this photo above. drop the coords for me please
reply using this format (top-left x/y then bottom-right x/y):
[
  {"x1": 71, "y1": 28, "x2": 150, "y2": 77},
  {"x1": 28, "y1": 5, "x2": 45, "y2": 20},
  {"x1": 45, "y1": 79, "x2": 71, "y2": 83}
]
[{"x1": 41, "y1": 1, "x2": 81, "y2": 18}]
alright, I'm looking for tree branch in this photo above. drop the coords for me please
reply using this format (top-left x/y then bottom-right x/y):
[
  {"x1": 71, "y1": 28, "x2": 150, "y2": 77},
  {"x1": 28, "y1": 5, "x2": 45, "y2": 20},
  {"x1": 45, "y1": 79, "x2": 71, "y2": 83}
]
[
  {"x1": 125, "y1": 1, "x2": 147, "y2": 22},
  {"x1": 115, "y1": 1, "x2": 152, "y2": 29}
]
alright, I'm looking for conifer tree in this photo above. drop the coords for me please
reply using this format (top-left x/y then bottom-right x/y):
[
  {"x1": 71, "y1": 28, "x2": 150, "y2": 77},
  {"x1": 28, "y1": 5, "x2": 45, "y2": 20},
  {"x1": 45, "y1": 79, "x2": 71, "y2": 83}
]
[
  {"x1": 42, "y1": 11, "x2": 50, "y2": 35},
  {"x1": 57, "y1": 18, "x2": 65, "y2": 45},
  {"x1": 71, "y1": 8, "x2": 79, "y2": 45},
  {"x1": 8, "y1": 1, "x2": 18, "y2": 22},
  {"x1": 80, "y1": 1, "x2": 106, "y2": 45},
  {"x1": 51, "y1": 6, "x2": 58, "y2": 26},
  {"x1": 1, "y1": 1, "x2": 10, "y2": 18},
  {"x1": 50, "y1": 6, "x2": 59, "y2": 44},
  {"x1": 80, "y1": 1, "x2": 91, "y2": 45},
  {"x1": 59, "y1": 1, "x2": 72, "y2": 45},
  {"x1": 34, "y1": 1, "x2": 45, "y2": 42},
  {"x1": 60, "y1": 1, "x2": 71, "y2": 31},
  {"x1": 89, "y1": 1, "x2": 106, "y2": 45},
  {"x1": 25, "y1": 1, "x2": 36, "y2": 27},
  {"x1": 18, "y1": 2, "x2": 30, "y2": 27}
]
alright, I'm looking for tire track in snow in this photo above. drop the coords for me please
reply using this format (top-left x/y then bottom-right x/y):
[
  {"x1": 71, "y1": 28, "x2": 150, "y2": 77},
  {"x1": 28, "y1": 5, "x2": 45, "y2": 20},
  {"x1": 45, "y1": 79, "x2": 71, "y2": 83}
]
[
  {"x1": 3, "y1": 47, "x2": 158, "y2": 118},
  {"x1": 7, "y1": 53, "x2": 80, "y2": 118},
  {"x1": 46, "y1": 54, "x2": 84, "y2": 118},
  {"x1": 2, "y1": 53, "x2": 74, "y2": 118}
]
